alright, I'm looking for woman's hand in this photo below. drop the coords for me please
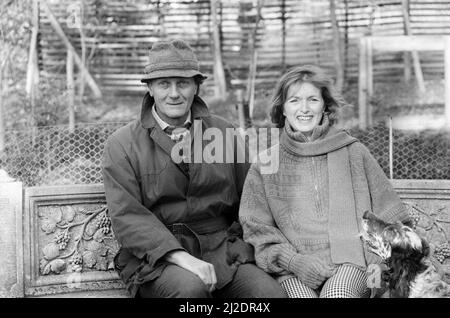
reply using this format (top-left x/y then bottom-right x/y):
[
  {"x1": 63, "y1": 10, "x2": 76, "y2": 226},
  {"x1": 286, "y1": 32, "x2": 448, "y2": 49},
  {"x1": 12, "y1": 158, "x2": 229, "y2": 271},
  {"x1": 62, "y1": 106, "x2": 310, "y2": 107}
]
[
  {"x1": 289, "y1": 254, "x2": 336, "y2": 290},
  {"x1": 164, "y1": 250, "x2": 217, "y2": 292}
]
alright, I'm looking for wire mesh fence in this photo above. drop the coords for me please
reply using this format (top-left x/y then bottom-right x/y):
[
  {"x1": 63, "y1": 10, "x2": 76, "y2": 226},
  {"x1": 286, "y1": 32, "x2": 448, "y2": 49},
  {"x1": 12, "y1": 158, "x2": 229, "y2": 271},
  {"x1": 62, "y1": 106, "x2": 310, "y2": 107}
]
[
  {"x1": 348, "y1": 122, "x2": 449, "y2": 180},
  {"x1": 0, "y1": 123, "x2": 127, "y2": 187},
  {"x1": 0, "y1": 121, "x2": 448, "y2": 187}
]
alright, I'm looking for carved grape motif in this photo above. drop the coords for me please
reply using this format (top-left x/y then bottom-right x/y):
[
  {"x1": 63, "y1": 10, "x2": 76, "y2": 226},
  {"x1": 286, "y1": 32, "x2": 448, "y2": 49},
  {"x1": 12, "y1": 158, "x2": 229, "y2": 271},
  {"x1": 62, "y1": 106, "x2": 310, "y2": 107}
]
[
  {"x1": 54, "y1": 230, "x2": 70, "y2": 250},
  {"x1": 405, "y1": 202, "x2": 450, "y2": 265},
  {"x1": 434, "y1": 243, "x2": 450, "y2": 265},
  {"x1": 38, "y1": 205, "x2": 118, "y2": 276},
  {"x1": 95, "y1": 212, "x2": 112, "y2": 234}
]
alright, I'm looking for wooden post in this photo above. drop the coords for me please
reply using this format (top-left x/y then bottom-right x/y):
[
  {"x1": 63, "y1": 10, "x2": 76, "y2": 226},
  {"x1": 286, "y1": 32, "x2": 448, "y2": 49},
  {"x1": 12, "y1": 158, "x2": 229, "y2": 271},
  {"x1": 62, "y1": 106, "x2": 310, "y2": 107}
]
[
  {"x1": 402, "y1": 0, "x2": 411, "y2": 83},
  {"x1": 246, "y1": 0, "x2": 263, "y2": 122},
  {"x1": 344, "y1": 0, "x2": 349, "y2": 82},
  {"x1": 236, "y1": 89, "x2": 246, "y2": 129},
  {"x1": 41, "y1": 0, "x2": 102, "y2": 98},
  {"x1": 401, "y1": 0, "x2": 425, "y2": 92},
  {"x1": 26, "y1": 0, "x2": 39, "y2": 130},
  {"x1": 389, "y1": 116, "x2": 394, "y2": 180},
  {"x1": 330, "y1": 0, "x2": 344, "y2": 92},
  {"x1": 0, "y1": 61, "x2": 5, "y2": 153},
  {"x1": 78, "y1": 2, "x2": 86, "y2": 105},
  {"x1": 403, "y1": 52, "x2": 412, "y2": 83},
  {"x1": 280, "y1": 0, "x2": 286, "y2": 73},
  {"x1": 367, "y1": 37, "x2": 373, "y2": 126},
  {"x1": 210, "y1": 0, "x2": 227, "y2": 99},
  {"x1": 26, "y1": 0, "x2": 39, "y2": 98},
  {"x1": 410, "y1": 45, "x2": 425, "y2": 92},
  {"x1": 445, "y1": 37, "x2": 450, "y2": 129},
  {"x1": 358, "y1": 37, "x2": 368, "y2": 129},
  {"x1": 248, "y1": 51, "x2": 258, "y2": 119},
  {"x1": 67, "y1": 50, "x2": 75, "y2": 133}
]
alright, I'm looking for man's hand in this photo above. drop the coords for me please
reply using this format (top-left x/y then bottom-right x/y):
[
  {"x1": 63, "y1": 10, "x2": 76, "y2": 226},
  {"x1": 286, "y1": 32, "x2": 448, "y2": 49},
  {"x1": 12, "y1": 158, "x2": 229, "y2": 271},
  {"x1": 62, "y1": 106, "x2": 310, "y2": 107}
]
[{"x1": 164, "y1": 250, "x2": 217, "y2": 292}]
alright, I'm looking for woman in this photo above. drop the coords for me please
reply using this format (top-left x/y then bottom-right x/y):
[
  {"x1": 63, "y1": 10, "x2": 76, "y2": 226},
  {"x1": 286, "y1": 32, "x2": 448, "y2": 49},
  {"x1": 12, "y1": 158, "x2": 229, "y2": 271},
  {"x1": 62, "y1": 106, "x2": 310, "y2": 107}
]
[{"x1": 239, "y1": 65, "x2": 410, "y2": 298}]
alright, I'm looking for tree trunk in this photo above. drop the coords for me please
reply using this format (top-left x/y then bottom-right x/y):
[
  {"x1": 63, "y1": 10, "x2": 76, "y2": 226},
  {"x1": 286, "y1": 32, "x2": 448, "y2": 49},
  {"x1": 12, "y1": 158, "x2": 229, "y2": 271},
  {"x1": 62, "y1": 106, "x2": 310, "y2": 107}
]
[
  {"x1": 210, "y1": 0, "x2": 227, "y2": 99},
  {"x1": 330, "y1": 0, "x2": 343, "y2": 92}
]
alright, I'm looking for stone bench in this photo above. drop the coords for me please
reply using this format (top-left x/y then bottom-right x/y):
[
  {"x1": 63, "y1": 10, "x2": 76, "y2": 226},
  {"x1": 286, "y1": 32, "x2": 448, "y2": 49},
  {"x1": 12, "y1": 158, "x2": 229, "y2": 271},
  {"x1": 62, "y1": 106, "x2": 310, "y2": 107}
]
[
  {"x1": 1, "y1": 183, "x2": 128, "y2": 297},
  {"x1": 1, "y1": 179, "x2": 449, "y2": 297}
]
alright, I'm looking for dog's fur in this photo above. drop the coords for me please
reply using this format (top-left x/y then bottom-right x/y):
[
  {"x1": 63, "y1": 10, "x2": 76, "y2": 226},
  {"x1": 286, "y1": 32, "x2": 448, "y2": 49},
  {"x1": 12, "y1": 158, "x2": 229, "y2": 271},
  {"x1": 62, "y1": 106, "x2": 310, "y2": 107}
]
[{"x1": 360, "y1": 211, "x2": 450, "y2": 298}]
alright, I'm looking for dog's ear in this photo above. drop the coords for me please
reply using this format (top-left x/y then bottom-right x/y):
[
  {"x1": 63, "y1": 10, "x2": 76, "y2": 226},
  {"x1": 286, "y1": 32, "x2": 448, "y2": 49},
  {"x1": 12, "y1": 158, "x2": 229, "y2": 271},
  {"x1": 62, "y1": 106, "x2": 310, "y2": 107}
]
[
  {"x1": 402, "y1": 218, "x2": 414, "y2": 228},
  {"x1": 363, "y1": 210, "x2": 382, "y2": 222},
  {"x1": 362, "y1": 210, "x2": 371, "y2": 220},
  {"x1": 420, "y1": 237, "x2": 430, "y2": 257}
]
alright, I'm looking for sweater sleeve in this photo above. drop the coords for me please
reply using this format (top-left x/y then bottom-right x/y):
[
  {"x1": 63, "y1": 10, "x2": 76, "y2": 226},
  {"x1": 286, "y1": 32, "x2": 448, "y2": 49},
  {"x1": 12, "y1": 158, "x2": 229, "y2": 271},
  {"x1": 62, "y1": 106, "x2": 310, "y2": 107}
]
[
  {"x1": 102, "y1": 135, "x2": 185, "y2": 267},
  {"x1": 239, "y1": 164, "x2": 297, "y2": 275},
  {"x1": 361, "y1": 143, "x2": 411, "y2": 224}
]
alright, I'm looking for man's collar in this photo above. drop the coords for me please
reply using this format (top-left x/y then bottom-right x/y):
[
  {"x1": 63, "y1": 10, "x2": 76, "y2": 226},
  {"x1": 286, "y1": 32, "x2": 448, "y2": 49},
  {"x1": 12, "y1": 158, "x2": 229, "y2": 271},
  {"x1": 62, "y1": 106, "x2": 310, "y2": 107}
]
[
  {"x1": 140, "y1": 92, "x2": 210, "y2": 129},
  {"x1": 151, "y1": 106, "x2": 191, "y2": 131}
]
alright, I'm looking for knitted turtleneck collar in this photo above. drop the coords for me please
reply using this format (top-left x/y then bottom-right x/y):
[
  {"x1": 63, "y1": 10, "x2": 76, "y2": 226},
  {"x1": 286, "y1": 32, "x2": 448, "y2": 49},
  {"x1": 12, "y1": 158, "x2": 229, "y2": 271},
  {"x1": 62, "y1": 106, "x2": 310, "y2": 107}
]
[
  {"x1": 284, "y1": 114, "x2": 331, "y2": 143},
  {"x1": 281, "y1": 116, "x2": 358, "y2": 156}
]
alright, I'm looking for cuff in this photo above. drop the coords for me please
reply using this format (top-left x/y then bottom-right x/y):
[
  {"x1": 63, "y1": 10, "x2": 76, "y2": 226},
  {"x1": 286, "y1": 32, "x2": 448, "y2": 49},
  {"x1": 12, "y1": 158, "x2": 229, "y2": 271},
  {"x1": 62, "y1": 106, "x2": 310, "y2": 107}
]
[
  {"x1": 277, "y1": 248, "x2": 298, "y2": 272},
  {"x1": 146, "y1": 239, "x2": 185, "y2": 268},
  {"x1": 380, "y1": 202, "x2": 409, "y2": 224}
]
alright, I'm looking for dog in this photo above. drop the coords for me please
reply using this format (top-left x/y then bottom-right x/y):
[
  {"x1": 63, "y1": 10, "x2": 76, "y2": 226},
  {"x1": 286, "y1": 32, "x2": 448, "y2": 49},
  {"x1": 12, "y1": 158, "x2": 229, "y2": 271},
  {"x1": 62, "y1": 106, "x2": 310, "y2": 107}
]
[{"x1": 360, "y1": 211, "x2": 450, "y2": 298}]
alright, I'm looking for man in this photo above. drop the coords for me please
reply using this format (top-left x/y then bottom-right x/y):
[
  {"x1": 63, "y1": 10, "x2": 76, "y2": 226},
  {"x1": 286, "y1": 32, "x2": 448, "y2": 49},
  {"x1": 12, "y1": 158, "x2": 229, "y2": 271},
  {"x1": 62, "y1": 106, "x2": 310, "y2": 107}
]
[{"x1": 102, "y1": 39, "x2": 286, "y2": 298}]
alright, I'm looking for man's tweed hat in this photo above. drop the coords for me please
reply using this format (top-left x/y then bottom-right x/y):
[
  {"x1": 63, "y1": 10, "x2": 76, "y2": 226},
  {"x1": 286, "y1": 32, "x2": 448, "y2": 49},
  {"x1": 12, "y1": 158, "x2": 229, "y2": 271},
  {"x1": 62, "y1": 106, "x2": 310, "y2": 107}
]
[{"x1": 141, "y1": 39, "x2": 207, "y2": 83}]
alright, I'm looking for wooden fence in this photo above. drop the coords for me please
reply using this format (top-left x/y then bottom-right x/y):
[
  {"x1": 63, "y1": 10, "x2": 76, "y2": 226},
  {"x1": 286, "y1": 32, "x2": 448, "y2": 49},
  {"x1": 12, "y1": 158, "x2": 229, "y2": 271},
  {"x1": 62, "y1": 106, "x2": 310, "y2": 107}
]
[{"x1": 36, "y1": 0, "x2": 450, "y2": 95}]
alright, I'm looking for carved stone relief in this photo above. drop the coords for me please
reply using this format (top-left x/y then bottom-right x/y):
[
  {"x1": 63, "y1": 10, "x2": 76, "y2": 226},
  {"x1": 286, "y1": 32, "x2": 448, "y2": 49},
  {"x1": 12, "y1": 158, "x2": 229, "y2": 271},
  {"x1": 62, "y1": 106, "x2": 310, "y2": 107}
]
[
  {"x1": 37, "y1": 204, "x2": 118, "y2": 276},
  {"x1": 403, "y1": 199, "x2": 450, "y2": 280},
  {"x1": 23, "y1": 185, "x2": 127, "y2": 297}
]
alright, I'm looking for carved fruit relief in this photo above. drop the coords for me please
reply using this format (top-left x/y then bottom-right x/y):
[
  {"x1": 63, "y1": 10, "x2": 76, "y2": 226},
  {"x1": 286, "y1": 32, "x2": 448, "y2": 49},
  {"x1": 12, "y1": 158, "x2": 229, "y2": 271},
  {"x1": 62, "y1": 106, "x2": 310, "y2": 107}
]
[{"x1": 38, "y1": 204, "x2": 119, "y2": 276}]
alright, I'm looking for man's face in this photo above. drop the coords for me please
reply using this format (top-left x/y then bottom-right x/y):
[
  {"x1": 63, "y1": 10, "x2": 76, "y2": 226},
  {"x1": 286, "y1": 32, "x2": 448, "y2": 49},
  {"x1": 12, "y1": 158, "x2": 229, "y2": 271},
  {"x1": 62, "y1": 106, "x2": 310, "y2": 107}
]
[{"x1": 148, "y1": 77, "x2": 197, "y2": 126}]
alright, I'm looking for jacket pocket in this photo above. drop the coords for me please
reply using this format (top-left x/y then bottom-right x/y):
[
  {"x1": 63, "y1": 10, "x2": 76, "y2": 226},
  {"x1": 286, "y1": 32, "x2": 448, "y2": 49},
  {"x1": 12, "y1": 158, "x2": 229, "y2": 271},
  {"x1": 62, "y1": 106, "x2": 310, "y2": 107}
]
[
  {"x1": 140, "y1": 161, "x2": 168, "y2": 206},
  {"x1": 141, "y1": 159, "x2": 168, "y2": 182}
]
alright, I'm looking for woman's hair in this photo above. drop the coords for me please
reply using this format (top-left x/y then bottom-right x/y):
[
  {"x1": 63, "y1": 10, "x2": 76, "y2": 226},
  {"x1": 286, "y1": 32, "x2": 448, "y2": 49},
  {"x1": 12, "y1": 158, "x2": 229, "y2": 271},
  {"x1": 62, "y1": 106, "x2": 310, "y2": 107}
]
[{"x1": 269, "y1": 64, "x2": 349, "y2": 128}]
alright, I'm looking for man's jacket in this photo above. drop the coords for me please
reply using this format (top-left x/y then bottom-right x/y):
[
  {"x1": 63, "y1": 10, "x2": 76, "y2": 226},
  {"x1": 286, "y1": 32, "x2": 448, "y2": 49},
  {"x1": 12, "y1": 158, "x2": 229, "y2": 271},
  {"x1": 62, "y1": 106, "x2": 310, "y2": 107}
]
[{"x1": 102, "y1": 93, "x2": 253, "y2": 296}]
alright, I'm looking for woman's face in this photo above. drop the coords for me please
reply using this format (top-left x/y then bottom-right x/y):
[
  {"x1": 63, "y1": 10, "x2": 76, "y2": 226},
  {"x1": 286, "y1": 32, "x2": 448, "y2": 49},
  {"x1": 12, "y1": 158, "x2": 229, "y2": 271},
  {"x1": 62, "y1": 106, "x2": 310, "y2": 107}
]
[{"x1": 283, "y1": 81, "x2": 325, "y2": 135}]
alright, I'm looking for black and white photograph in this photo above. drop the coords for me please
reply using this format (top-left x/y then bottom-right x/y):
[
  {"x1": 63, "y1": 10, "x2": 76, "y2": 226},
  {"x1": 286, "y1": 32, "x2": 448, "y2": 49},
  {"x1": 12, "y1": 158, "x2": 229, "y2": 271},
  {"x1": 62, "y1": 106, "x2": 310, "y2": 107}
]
[{"x1": 0, "y1": 0, "x2": 449, "y2": 306}]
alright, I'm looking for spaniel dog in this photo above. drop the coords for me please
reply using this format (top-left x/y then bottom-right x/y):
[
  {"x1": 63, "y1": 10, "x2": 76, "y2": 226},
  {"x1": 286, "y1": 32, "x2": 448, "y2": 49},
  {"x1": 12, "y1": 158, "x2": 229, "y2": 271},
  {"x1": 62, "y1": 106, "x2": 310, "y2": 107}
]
[{"x1": 360, "y1": 211, "x2": 450, "y2": 298}]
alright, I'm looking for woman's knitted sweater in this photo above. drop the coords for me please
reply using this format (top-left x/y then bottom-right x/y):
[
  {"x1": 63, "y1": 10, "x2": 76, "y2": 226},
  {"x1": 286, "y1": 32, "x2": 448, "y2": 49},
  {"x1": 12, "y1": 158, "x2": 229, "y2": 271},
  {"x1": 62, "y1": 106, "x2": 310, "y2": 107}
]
[{"x1": 239, "y1": 120, "x2": 410, "y2": 283}]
